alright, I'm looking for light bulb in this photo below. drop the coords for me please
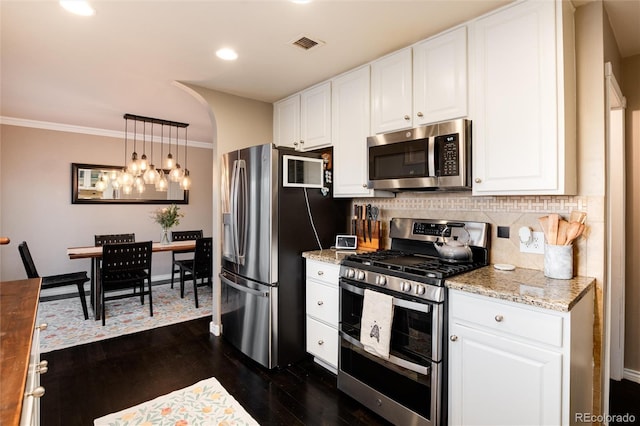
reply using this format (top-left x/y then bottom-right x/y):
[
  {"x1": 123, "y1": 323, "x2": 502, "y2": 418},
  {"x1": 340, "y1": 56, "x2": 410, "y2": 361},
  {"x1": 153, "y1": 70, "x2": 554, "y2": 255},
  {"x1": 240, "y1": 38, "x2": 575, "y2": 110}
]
[
  {"x1": 139, "y1": 154, "x2": 148, "y2": 172},
  {"x1": 122, "y1": 184, "x2": 133, "y2": 195},
  {"x1": 155, "y1": 171, "x2": 168, "y2": 192},
  {"x1": 165, "y1": 153, "x2": 174, "y2": 169},
  {"x1": 120, "y1": 170, "x2": 134, "y2": 186},
  {"x1": 143, "y1": 164, "x2": 158, "y2": 184},
  {"x1": 169, "y1": 164, "x2": 184, "y2": 182},
  {"x1": 180, "y1": 170, "x2": 192, "y2": 190},
  {"x1": 128, "y1": 152, "x2": 140, "y2": 176}
]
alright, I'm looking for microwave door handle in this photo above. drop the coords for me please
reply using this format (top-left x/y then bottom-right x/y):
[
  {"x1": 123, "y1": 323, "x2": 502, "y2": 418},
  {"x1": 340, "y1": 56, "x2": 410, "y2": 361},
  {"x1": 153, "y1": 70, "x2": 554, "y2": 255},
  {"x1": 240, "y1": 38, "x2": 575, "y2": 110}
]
[{"x1": 428, "y1": 136, "x2": 436, "y2": 177}]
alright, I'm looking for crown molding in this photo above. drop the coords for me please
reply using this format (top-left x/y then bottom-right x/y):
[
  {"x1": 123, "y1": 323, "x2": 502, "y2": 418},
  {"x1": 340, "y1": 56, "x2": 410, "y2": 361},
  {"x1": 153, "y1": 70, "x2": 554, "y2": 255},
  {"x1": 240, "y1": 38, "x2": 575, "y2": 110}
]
[{"x1": 0, "y1": 116, "x2": 213, "y2": 150}]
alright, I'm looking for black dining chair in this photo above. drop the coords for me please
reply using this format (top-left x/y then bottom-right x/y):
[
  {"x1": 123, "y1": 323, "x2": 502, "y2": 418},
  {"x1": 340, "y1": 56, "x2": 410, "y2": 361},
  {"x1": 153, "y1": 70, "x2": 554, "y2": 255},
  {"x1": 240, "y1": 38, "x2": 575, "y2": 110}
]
[
  {"x1": 100, "y1": 241, "x2": 153, "y2": 326},
  {"x1": 94, "y1": 233, "x2": 135, "y2": 246},
  {"x1": 175, "y1": 237, "x2": 212, "y2": 308},
  {"x1": 170, "y1": 230, "x2": 203, "y2": 288},
  {"x1": 18, "y1": 241, "x2": 90, "y2": 320}
]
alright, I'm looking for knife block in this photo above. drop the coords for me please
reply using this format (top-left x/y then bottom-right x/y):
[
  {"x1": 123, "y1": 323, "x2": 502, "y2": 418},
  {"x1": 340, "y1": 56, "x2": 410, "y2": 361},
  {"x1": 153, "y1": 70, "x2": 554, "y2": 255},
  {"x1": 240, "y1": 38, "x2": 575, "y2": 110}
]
[{"x1": 352, "y1": 219, "x2": 380, "y2": 251}]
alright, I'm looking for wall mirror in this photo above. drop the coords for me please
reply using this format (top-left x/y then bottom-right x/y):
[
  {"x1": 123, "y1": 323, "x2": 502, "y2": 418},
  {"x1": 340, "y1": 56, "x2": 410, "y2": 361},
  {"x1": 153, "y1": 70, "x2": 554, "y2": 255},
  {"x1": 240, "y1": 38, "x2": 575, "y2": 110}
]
[{"x1": 71, "y1": 163, "x2": 188, "y2": 204}]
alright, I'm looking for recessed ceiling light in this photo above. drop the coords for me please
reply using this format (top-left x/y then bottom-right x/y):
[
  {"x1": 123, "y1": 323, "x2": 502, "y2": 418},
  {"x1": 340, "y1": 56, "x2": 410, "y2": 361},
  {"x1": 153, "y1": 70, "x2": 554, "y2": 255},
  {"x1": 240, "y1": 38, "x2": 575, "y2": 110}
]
[
  {"x1": 291, "y1": 0, "x2": 312, "y2": 3},
  {"x1": 60, "y1": 1, "x2": 95, "y2": 16},
  {"x1": 216, "y1": 48, "x2": 238, "y2": 61}
]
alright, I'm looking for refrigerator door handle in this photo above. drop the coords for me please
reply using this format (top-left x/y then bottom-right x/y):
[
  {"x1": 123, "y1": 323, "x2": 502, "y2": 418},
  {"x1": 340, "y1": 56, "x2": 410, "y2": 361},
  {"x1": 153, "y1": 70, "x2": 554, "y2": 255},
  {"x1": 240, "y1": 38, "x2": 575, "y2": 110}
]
[
  {"x1": 219, "y1": 273, "x2": 270, "y2": 298},
  {"x1": 230, "y1": 159, "x2": 248, "y2": 266},
  {"x1": 237, "y1": 159, "x2": 248, "y2": 265}
]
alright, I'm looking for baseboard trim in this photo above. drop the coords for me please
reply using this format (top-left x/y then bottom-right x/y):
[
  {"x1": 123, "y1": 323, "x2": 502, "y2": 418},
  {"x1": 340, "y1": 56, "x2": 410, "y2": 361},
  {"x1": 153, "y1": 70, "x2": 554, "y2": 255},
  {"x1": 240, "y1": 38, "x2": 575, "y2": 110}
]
[
  {"x1": 623, "y1": 368, "x2": 640, "y2": 384},
  {"x1": 210, "y1": 322, "x2": 221, "y2": 336}
]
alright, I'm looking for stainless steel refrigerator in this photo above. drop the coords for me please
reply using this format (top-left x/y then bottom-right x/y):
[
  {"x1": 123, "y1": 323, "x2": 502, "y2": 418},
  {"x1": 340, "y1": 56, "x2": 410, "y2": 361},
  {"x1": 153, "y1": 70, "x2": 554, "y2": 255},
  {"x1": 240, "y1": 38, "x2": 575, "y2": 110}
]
[{"x1": 220, "y1": 143, "x2": 348, "y2": 369}]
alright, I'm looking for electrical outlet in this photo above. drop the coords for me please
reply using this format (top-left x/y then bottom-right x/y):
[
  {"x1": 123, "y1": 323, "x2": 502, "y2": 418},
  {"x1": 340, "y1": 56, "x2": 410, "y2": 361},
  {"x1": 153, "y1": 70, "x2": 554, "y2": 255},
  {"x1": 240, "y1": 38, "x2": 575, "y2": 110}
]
[{"x1": 520, "y1": 231, "x2": 545, "y2": 254}]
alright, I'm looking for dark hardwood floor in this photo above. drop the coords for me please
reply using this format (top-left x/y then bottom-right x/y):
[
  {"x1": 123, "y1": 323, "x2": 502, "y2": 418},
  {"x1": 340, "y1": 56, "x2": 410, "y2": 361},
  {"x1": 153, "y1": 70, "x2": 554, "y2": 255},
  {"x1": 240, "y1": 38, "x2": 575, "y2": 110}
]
[
  {"x1": 610, "y1": 378, "x2": 640, "y2": 425},
  {"x1": 40, "y1": 317, "x2": 391, "y2": 426}
]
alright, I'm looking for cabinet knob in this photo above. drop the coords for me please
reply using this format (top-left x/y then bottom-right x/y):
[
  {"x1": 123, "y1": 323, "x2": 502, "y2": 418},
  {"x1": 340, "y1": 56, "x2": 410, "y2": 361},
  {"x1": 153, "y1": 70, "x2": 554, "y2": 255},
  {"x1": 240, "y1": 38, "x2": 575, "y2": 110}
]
[
  {"x1": 317, "y1": 300, "x2": 324, "y2": 306},
  {"x1": 293, "y1": 141, "x2": 298, "y2": 146},
  {"x1": 474, "y1": 178, "x2": 482, "y2": 184},
  {"x1": 404, "y1": 115, "x2": 410, "y2": 121},
  {"x1": 318, "y1": 339, "x2": 324, "y2": 345},
  {"x1": 300, "y1": 140, "x2": 304, "y2": 145},
  {"x1": 37, "y1": 360, "x2": 49, "y2": 374},
  {"x1": 362, "y1": 184, "x2": 368, "y2": 188},
  {"x1": 416, "y1": 112, "x2": 424, "y2": 118},
  {"x1": 495, "y1": 314, "x2": 504, "y2": 322},
  {"x1": 450, "y1": 335, "x2": 458, "y2": 342},
  {"x1": 317, "y1": 270, "x2": 324, "y2": 276},
  {"x1": 37, "y1": 323, "x2": 48, "y2": 331},
  {"x1": 26, "y1": 386, "x2": 45, "y2": 398}
]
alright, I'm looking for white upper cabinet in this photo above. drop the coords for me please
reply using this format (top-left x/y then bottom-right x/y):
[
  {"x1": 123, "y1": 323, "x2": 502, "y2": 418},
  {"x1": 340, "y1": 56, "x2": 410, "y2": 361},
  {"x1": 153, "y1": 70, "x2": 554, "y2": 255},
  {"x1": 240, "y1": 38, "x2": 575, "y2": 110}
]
[
  {"x1": 332, "y1": 66, "x2": 376, "y2": 198},
  {"x1": 413, "y1": 26, "x2": 468, "y2": 125},
  {"x1": 371, "y1": 27, "x2": 468, "y2": 135},
  {"x1": 371, "y1": 48, "x2": 413, "y2": 134},
  {"x1": 470, "y1": 0, "x2": 576, "y2": 195},
  {"x1": 274, "y1": 81, "x2": 331, "y2": 151}
]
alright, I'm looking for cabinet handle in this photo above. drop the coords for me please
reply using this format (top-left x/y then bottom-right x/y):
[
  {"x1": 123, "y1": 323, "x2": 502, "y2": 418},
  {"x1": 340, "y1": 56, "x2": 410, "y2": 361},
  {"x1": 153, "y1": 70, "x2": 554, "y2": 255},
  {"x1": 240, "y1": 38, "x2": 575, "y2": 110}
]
[
  {"x1": 404, "y1": 115, "x2": 410, "y2": 121},
  {"x1": 474, "y1": 178, "x2": 482, "y2": 184},
  {"x1": 318, "y1": 339, "x2": 324, "y2": 345},
  {"x1": 26, "y1": 386, "x2": 45, "y2": 398},
  {"x1": 317, "y1": 300, "x2": 324, "y2": 306},
  {"x1": 416, "y1": 112, "x2": 424, "y2": 118},
  {"x1": 317, "y1": 270, "x2": 324, "y2": 276},
  {"x1": 495, "y1": 314, "x2": 504, "y2": 322},
  {"x1": 450, "y1": 335, "x2": 458, "y2": 342},
  {"x1": 36, "y1": 360, "x2": 49, "y2": 374},
  {"x1": 37, "y1": 323, "x2": 48, "y2": 331}
]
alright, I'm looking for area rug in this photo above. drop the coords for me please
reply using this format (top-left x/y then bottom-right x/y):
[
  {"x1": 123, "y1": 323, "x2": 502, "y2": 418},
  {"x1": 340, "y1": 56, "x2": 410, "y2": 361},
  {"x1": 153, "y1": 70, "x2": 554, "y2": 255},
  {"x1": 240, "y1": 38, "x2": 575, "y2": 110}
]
[
  {"x1": 37, "y1": 282, "x2": 213, "y2": 353},
  {"x1": 94, "y1": 377, "x2": 259, "y2": 426}
]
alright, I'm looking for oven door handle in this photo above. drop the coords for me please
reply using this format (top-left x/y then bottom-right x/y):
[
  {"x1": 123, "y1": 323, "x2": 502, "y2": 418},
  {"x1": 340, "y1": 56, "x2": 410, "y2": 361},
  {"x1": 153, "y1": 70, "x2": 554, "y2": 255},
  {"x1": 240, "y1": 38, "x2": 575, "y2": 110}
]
[
  {"x1": 340, "y1": 280, "x2": 431, "y2": 313},
  {"x1": 340, "y1": 331, "x2": 431, "y2": 376}
]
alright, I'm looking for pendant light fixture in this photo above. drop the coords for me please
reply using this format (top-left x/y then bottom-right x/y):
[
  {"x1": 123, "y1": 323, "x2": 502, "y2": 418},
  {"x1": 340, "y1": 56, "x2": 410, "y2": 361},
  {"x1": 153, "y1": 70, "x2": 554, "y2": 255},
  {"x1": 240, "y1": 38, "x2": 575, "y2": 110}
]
[
  {"x1": 169, "y1": 126, "x2": 184, "y2": 182},
  {"x1": 122, "y1": 113, "x2": 191, "y2": 193},
  {"x1": 143, "y1": 122, "x2": 160, "y2": 184},
  {"x1": 180, "y1": 127, "x2": 192, "y2": 190}
]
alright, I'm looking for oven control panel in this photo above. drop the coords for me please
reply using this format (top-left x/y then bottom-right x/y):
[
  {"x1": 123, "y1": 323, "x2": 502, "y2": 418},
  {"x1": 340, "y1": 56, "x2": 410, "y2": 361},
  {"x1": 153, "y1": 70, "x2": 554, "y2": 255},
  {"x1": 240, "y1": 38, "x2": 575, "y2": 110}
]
[{"x1": 339, "y1": 265, "x2": 444, "y2": 303}]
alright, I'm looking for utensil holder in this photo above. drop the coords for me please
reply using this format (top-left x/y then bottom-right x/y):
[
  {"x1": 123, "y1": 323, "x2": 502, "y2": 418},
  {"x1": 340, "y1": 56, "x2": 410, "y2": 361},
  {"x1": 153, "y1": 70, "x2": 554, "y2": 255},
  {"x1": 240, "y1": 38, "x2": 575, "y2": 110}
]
[{"x1": 544, "y1": 244, "x2": 573, "y2": 279}]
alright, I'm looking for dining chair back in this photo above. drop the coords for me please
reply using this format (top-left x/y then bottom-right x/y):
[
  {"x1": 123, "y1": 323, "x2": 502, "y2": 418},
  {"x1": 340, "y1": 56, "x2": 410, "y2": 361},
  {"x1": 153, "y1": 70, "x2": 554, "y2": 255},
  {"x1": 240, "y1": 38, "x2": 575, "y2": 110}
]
[
  {"x1": 18, "y1": 241, "x2": 90, "y2": 320},
  {"x1": 170, "y1": 230, "x2": 203, "y2": 288},
  {"x1": 176, "y1": 237, "x2": 213, "y2": 308},
  {"x1": 94, "y1": 233, "x2": 135, "y2": 246},
  {"x1": 100, "y1": 241, "x2": 153, "y2": 326}
]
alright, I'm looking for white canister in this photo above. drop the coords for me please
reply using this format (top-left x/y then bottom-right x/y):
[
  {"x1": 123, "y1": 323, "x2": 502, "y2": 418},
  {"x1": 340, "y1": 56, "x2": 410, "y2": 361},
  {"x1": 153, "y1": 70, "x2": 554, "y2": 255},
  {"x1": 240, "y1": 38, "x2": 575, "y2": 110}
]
[{"x1": 544, "y1": 244, "x2": 573, "y2": 279}]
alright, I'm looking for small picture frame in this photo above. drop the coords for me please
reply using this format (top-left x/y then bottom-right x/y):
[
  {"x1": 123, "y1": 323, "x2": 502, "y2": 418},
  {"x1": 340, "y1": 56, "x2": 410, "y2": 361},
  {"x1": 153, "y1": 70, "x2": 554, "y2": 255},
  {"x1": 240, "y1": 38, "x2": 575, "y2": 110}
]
[{"x1": 335, "y1": 235, "x2": 357, "y2": 250}]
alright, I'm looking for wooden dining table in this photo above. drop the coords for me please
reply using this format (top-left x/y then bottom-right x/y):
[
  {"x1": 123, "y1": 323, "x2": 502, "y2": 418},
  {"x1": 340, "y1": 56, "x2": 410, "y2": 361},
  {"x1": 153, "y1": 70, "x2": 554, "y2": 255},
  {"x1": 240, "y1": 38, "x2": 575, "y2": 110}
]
[{"x1": 67, "y1": 240, "x2": 196, "y2": 320}]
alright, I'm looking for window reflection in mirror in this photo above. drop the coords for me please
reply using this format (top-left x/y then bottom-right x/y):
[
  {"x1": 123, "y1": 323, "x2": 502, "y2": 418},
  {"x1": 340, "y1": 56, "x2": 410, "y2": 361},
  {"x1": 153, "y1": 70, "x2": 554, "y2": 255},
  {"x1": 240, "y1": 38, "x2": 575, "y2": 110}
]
[{"x1": 72, "y1": 163, "x2": 188, "y2": 204}]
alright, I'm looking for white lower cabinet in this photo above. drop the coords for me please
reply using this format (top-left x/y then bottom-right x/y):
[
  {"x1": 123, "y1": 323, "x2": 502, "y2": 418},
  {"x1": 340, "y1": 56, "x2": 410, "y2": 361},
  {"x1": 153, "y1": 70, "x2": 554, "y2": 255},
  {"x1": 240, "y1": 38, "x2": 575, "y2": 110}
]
[
  {"x1": 448, "y1": 289, "x2": 593, "y2": 426},
  {"x1": 305, "y1": 259, "x2": 340, "y2": 372}
]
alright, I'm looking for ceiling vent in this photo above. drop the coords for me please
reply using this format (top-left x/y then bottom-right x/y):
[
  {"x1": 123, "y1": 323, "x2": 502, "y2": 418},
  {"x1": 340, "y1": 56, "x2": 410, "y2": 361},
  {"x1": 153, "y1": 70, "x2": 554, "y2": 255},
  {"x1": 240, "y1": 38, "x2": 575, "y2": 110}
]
[{"x1": 289, "y1": 34, "x2": 325, "y2": 52}]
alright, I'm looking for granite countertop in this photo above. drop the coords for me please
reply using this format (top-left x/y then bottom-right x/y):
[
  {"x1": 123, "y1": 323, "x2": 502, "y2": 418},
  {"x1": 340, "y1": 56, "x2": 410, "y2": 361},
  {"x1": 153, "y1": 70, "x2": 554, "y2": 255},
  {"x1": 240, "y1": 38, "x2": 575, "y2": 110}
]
[
  {"x1": 302, "y1": 250, "x2": 595, "y2": 312},
  {"x1": 445, "y1": 266, "x2": 595, "y2": 312},
  {"x1": 302, "y1": 249, "x2": 362, "y2": 265}
]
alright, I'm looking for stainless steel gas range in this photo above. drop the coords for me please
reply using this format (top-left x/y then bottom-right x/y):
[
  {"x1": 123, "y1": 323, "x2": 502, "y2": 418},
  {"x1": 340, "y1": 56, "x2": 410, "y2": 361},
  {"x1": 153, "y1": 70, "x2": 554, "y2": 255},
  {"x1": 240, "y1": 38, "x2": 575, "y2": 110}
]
[{"x1": 338, "y1": 217, "x2": 490, "y2": 426}]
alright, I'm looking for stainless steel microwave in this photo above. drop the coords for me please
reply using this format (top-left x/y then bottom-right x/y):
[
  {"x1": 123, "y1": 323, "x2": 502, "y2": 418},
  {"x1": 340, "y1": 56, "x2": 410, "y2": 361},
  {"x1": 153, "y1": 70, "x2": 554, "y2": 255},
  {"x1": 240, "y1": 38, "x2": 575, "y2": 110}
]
[{"x1": 367, "y1": 118, "x2": 471, "y2": 191}]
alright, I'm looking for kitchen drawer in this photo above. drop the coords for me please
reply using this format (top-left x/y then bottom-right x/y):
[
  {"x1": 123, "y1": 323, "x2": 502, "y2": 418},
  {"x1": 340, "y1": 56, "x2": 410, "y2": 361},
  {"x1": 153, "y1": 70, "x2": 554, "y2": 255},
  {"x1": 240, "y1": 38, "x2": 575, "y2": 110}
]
[
  {"x1": 306, "y1": 259, "x2": 340, "y2": 286},
  {"x1": 306, "y1": 280, "x2": 338, "y2": 327},
  {"x1": 450, "y1": 291, "x2": 564, "y2": 347},
  {"x1": 306, "y1": 316, "x2": 338, "y2": 368}
]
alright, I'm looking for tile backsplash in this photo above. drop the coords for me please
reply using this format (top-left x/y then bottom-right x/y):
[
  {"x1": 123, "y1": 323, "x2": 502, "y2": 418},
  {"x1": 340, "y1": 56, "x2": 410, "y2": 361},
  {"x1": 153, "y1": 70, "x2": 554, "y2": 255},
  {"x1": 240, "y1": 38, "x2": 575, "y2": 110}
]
[{"x1": 353, "y1": 192, "x2": 598, "y2": 276}]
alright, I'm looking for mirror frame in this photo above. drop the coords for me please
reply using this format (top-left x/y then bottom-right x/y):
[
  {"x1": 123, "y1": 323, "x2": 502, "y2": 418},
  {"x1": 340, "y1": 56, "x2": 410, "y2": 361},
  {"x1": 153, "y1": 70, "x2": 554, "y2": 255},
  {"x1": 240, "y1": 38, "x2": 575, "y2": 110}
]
[{"x1": 71, "y1": 163, "x2": 189, "y2": 205}]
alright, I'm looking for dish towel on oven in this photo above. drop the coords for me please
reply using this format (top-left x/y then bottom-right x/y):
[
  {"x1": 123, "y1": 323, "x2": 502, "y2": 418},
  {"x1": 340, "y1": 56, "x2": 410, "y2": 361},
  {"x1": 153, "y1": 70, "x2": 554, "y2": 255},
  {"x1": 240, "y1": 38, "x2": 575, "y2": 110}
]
[{"x1": 360, "y1": 288, "x2": 394, "y2": 359}]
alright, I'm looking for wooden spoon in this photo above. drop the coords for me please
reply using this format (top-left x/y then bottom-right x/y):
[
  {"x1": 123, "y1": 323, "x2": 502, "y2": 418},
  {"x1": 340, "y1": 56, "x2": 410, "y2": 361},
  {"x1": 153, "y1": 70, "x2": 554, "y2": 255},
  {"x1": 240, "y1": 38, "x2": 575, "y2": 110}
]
[
  {"x1": 556, "y1": 220, "x2": 569, "y2": 245},
  {"x1": 548, "y1": 213, "x2": 559, "y2": 245},
  {"x1": 564, "y1": 221, "x2": 582, "y2": 245},
  {"x1": 538, "y1": 216, "x2": 549, "y2": 242}
]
